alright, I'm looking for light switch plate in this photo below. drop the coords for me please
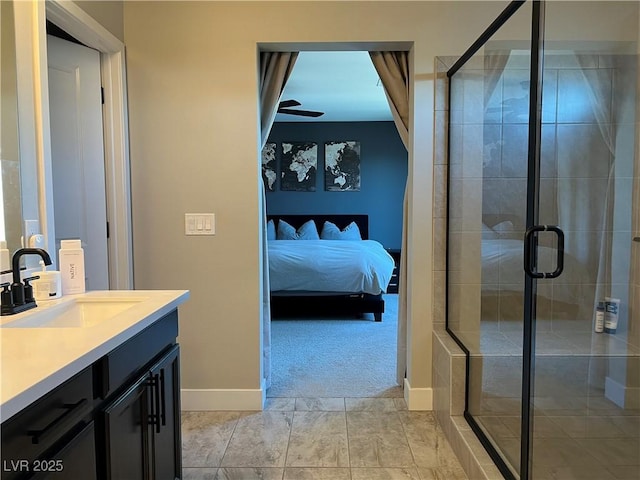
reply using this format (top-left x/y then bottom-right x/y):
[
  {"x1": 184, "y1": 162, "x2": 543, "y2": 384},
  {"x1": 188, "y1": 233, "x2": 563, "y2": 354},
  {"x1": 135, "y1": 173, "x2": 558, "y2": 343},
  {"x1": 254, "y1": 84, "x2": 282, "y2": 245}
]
[{"x1": 185, "y1": 213, "x2": 215, "y2": 235}]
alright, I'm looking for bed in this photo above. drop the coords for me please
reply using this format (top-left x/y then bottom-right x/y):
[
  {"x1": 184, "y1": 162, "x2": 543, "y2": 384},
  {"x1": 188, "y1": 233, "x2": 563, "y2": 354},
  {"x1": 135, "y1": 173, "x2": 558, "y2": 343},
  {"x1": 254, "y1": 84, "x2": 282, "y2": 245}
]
[{"x1": 267, "y1": 214, "x2": 395, "y2": 322}]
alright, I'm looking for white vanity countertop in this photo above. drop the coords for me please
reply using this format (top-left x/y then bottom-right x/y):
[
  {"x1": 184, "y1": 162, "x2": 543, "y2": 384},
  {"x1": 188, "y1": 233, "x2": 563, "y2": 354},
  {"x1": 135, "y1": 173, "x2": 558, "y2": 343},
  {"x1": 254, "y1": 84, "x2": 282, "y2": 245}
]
[{"x1": 0, "y1": 290, "x2": 189, "y2": 422}]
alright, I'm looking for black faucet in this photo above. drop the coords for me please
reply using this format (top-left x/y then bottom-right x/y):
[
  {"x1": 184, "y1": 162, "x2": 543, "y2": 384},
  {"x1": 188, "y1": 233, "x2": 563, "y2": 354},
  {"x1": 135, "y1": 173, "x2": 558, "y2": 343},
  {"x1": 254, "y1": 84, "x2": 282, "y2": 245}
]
[{"x1": 1, "y1": 248, "x2": 52, "y2": 316}]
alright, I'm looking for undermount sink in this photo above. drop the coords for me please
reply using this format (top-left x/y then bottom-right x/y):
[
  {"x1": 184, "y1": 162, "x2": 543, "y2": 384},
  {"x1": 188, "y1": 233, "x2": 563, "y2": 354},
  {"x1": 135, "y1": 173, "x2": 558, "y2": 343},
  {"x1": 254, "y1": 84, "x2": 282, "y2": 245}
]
[{"x1": 1, "y1": 297, "x2": 148, "y2": 328}]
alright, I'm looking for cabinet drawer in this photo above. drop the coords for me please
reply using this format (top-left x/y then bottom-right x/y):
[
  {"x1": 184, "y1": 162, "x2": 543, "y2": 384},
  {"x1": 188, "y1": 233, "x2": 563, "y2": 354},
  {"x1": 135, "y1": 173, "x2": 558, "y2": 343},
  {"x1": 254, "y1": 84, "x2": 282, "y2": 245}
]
[
  {"x1": 1, "y1": 368, "x2": 93, "y2": 480},
  {"x1": 94, "y1": 310, "x2": 178, "y2": 400},
  {"x1": 32, "y1": 422, "x2": 97, "y2": 480}
]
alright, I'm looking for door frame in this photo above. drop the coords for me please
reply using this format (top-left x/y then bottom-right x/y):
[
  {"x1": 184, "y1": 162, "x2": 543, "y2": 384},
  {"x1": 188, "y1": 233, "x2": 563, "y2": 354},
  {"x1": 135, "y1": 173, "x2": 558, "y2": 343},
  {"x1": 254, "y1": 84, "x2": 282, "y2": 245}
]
[{"x1": 16, "y1": 0, "x2": 133, "y2": 289}]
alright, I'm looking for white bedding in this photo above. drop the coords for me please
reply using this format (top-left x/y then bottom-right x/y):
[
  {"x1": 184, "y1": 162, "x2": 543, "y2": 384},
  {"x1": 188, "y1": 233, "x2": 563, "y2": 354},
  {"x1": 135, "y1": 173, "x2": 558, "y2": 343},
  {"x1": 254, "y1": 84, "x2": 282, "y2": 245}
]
[
  {"x1": 268, "y1": 240, "x2": 395, "y2": 295},
  {"x1": 481, "y1": 239, "x2": 590, "y2": 304}
]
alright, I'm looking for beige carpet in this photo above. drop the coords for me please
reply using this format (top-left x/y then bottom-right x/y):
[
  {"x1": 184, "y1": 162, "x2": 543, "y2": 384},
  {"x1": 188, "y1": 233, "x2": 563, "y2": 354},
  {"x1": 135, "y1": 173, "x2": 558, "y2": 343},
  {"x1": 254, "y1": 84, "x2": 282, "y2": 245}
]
[{"x1": 267, "y1": 294, "x2": 401, "y2": 398}]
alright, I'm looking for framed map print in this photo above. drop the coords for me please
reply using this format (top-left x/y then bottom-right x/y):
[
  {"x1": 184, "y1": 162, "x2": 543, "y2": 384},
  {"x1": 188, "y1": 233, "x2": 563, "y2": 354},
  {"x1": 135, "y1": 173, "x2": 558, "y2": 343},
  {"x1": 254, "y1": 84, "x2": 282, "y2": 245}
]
[
  {"x1": 281, "y1": 142, "x2": 317, "y2": 191},
  {"x1": 325, "y1": 141, "x2": 360, "y2": 191},
  {"x1": 261, "y1": 142, "x2": 277, "y2": 191}
]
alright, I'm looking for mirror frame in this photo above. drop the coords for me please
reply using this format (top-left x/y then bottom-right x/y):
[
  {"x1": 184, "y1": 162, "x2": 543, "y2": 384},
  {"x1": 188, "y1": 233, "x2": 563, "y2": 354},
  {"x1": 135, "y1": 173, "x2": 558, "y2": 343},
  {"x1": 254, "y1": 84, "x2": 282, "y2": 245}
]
[{"x1": 11, "y1": 0, "x2": 133, "y2": 288}]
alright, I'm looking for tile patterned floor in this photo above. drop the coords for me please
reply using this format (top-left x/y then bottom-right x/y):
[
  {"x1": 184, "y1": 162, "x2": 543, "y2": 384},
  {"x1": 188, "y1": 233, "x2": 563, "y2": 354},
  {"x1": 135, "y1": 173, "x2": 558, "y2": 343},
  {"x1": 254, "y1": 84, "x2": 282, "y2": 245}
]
[
  {"x1": 182, "y1": 397, "x2": 469, "y2": 480},
  {"x1": 476, "y1": 411, "x2": 640, "y2": 480}
]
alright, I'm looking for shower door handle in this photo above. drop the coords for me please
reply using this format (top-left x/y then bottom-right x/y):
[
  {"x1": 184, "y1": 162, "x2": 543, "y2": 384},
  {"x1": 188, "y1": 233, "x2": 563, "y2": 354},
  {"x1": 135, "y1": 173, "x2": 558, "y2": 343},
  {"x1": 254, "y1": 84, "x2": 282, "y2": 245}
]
[{"x1": 524, "y1": 225, "x2": 564, "y2": 279}]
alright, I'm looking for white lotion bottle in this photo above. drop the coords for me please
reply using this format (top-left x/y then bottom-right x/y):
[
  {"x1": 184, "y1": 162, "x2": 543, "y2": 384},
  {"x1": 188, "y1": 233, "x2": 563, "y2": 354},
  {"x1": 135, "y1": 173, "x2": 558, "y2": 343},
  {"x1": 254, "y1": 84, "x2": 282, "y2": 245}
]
[
  {"x1": 59, "y1": 239, "x2": 86, "y2": 294},
  {"x1": 604, "y1": 297, "x2": 620, "y2": 334},
  {"x1": 594, "y1": 302, "x2": 605, "y2": 333}
]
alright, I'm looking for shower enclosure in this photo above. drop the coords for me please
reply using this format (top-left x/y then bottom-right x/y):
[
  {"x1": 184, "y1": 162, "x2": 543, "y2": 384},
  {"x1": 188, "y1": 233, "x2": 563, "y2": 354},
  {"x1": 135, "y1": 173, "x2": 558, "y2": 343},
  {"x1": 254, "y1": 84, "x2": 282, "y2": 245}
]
[{"x1": 445, "y1": 1, "x2": 639, "y2": 479}]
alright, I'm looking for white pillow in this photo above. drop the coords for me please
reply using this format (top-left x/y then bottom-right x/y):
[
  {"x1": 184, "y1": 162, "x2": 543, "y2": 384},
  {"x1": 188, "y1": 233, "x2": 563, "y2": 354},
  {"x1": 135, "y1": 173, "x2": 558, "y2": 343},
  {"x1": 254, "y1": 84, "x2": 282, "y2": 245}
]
[
  {"x1": 276, "y1": 219, "x2": 319, "y2": 240},
  {"x1": 267, "y1": 219, "x2": 276, "y2": 241},
  {"x1": 493, "y1": 220, "x2": 514, "y2": 233},
  {"x1": 482, "y1": 223, "x2": 500, "y2": 240},
  {"x1": 320, "y1": 221, "x2": 362, "y2": 241}
]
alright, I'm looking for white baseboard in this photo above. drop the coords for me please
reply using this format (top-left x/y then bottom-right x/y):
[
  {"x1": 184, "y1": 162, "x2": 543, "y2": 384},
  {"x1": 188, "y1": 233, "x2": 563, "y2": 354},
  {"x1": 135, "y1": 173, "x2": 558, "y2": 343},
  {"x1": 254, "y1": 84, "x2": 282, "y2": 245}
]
[
  {"x1": 181, "y1": 380, "x2": 266, "y2": 411},
  {"x1": 404, "y1": 378, "x2": 433, "y2": 411}
]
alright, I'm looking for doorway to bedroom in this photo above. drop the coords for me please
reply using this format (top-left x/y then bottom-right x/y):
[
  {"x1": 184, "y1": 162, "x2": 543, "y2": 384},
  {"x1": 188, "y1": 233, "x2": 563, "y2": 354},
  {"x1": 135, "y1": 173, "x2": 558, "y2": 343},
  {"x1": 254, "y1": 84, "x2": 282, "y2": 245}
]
[{"x1": 263, "y1": 50, "x2": 408, "y2": 399}]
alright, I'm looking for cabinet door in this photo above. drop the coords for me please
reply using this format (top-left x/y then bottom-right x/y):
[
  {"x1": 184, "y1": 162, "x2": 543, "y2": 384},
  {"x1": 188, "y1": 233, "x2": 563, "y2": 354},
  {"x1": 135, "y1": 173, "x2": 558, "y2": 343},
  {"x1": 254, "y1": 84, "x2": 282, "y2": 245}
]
[
  {"x1": 148, "y1": 346, "x2": 181, "y2": 480},
  {"x1": 100, "y1": 375, "x2": 150, "y2": 480}
]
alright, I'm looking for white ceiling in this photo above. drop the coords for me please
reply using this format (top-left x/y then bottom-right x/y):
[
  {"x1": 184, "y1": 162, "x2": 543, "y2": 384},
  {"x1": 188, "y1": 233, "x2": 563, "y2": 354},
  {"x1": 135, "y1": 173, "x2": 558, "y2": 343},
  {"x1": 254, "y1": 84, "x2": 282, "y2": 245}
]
[{"x1": 274, "y1": 51, "x2": 392, "y2": 123}]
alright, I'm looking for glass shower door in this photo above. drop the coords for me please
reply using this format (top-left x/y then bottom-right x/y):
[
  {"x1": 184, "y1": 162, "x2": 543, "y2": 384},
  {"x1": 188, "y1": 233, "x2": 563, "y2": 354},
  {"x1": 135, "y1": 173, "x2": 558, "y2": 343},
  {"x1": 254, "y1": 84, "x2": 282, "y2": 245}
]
[
  {"x1": 446, "y1": 1, "x2": 639, "y2": 479},
  {"x1": 530, "y1": 2, "x2": 639, "y2": 479},
  {"x1": 446, "y1": 2, "x2": 533, "y2": 478}
]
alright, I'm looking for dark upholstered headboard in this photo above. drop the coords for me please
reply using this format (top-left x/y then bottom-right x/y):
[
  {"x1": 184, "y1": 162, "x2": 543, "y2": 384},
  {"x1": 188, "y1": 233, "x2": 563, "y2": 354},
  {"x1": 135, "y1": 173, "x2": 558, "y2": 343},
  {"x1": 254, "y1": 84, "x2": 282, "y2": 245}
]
[{"x1": 267, "y1": 214, "x2": 369, "y2": 240}]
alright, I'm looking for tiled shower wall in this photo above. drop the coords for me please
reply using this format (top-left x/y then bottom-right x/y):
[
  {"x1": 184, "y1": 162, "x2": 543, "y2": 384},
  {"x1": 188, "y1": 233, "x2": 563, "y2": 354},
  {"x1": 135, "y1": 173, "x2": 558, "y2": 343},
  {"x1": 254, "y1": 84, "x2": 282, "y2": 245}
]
[
  {"x1": 431, "y1": 54, "x2": 454, "y2": 410},
  {"x1": 447, "y1": 54, "x2": 636, "y2": 333},
  {"x1": 430, "y1": 51, "x2": 640, "y2": 477},
  {"x1": 430, "y1": 56, "x2": 506, "y2": 480},
  {"x1": 432, "y1": 57, "x2": 454, "y2": 330},
  {"x1": 432, "y1": 52, "x2": 639, "y2": 358}
]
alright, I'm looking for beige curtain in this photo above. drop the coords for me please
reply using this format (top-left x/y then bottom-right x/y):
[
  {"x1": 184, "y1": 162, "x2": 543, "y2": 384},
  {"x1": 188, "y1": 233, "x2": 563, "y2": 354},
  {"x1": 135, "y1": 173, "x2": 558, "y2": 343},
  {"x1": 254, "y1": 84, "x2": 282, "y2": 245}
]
[
  {"x1": 370, "y1": 51, "x2": 410, "y2": 384},
  {"x1": 557, "y1": 54, "x2": 615, "y2": 315},
  {"x1": 258, "y1": 51, "x2": 297, "y2": 389},
  {"x1": 370, "y1": 52, "x2": 410, "y2": 149},
  {"x1": 260, "y1": 52, "x2": 298, "y2": 148},
  {"x1": 484, "y1": 51, "x2": 510, "y2": 113}
]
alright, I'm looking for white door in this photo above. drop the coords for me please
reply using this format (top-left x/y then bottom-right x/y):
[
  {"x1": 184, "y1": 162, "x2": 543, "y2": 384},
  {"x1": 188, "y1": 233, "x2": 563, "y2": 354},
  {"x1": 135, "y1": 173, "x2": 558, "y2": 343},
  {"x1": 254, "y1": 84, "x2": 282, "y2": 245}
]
[{"x1": 47, "y1": 35, "x2": 109, "y2": 290}]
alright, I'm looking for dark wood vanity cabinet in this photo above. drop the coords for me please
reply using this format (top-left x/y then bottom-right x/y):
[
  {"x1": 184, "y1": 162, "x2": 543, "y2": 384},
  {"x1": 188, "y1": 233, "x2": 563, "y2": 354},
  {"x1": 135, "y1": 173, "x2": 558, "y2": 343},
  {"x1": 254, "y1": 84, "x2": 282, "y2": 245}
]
[
  {"x1": 148, "y1": 346, "x2": 181, "y2": 479},
  {"x1": 98, "y1": 345, "x2": 181, "y2": 480},
  {"x1": 1, "y1": 310, "x2": 181, "y2": 480},
  {"x1": 1, "y1": 367, "x2": 95, "y2": 480},
  {"x1": 96, "y1": 310, "x2": 182, "y2": 480}
]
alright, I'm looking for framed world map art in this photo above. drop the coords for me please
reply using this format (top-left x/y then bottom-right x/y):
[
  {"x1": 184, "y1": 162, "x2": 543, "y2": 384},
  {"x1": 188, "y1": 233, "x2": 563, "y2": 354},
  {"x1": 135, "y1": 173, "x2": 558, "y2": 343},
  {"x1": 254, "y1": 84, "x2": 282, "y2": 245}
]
[
  {"x1": 325, "y1": 141, "x2": 361, "y2": 191},
  {"x1": 280, "y1": 141, "x2": 317, "y2": 191},
  {"x1": 261, "y1": 142, "x2": 277, "y2": 191}
]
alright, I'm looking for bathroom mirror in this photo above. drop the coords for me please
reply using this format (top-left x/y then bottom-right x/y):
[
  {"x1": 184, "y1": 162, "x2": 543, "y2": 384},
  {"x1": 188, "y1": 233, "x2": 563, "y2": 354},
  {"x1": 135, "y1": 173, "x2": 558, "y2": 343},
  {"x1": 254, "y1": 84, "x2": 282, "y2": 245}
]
[{"x1": 1, "y1": 0, "x2": 25, "y2": 264}]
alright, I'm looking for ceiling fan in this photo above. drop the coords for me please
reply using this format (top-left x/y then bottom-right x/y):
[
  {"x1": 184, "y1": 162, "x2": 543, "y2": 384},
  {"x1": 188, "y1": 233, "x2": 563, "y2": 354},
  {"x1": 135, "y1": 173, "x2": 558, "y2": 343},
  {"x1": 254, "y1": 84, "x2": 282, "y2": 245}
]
[{"x1": 277, "y1": 99, "x2": 324, "y2": 118}]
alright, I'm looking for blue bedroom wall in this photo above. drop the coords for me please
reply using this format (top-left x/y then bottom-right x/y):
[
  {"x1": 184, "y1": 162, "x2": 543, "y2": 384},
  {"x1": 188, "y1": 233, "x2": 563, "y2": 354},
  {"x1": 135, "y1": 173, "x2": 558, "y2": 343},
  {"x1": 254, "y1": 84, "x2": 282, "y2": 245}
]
[{"x1": 265, "y1": 121, "x2": 407, "y2": 250}]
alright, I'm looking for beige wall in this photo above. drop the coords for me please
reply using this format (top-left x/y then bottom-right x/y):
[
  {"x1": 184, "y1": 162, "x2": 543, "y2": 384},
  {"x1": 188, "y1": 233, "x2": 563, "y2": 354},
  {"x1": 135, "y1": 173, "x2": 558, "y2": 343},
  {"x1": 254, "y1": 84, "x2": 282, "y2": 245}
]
[
  {"x1": 74, "y1": 1, "x2": 124, "y2": 41},
  {"x1": 122, "y1": 0, "x2": 510, "y2": 398},
  {"x1": 121, "y1": 1, "x2": 640, "y2": 401}
]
